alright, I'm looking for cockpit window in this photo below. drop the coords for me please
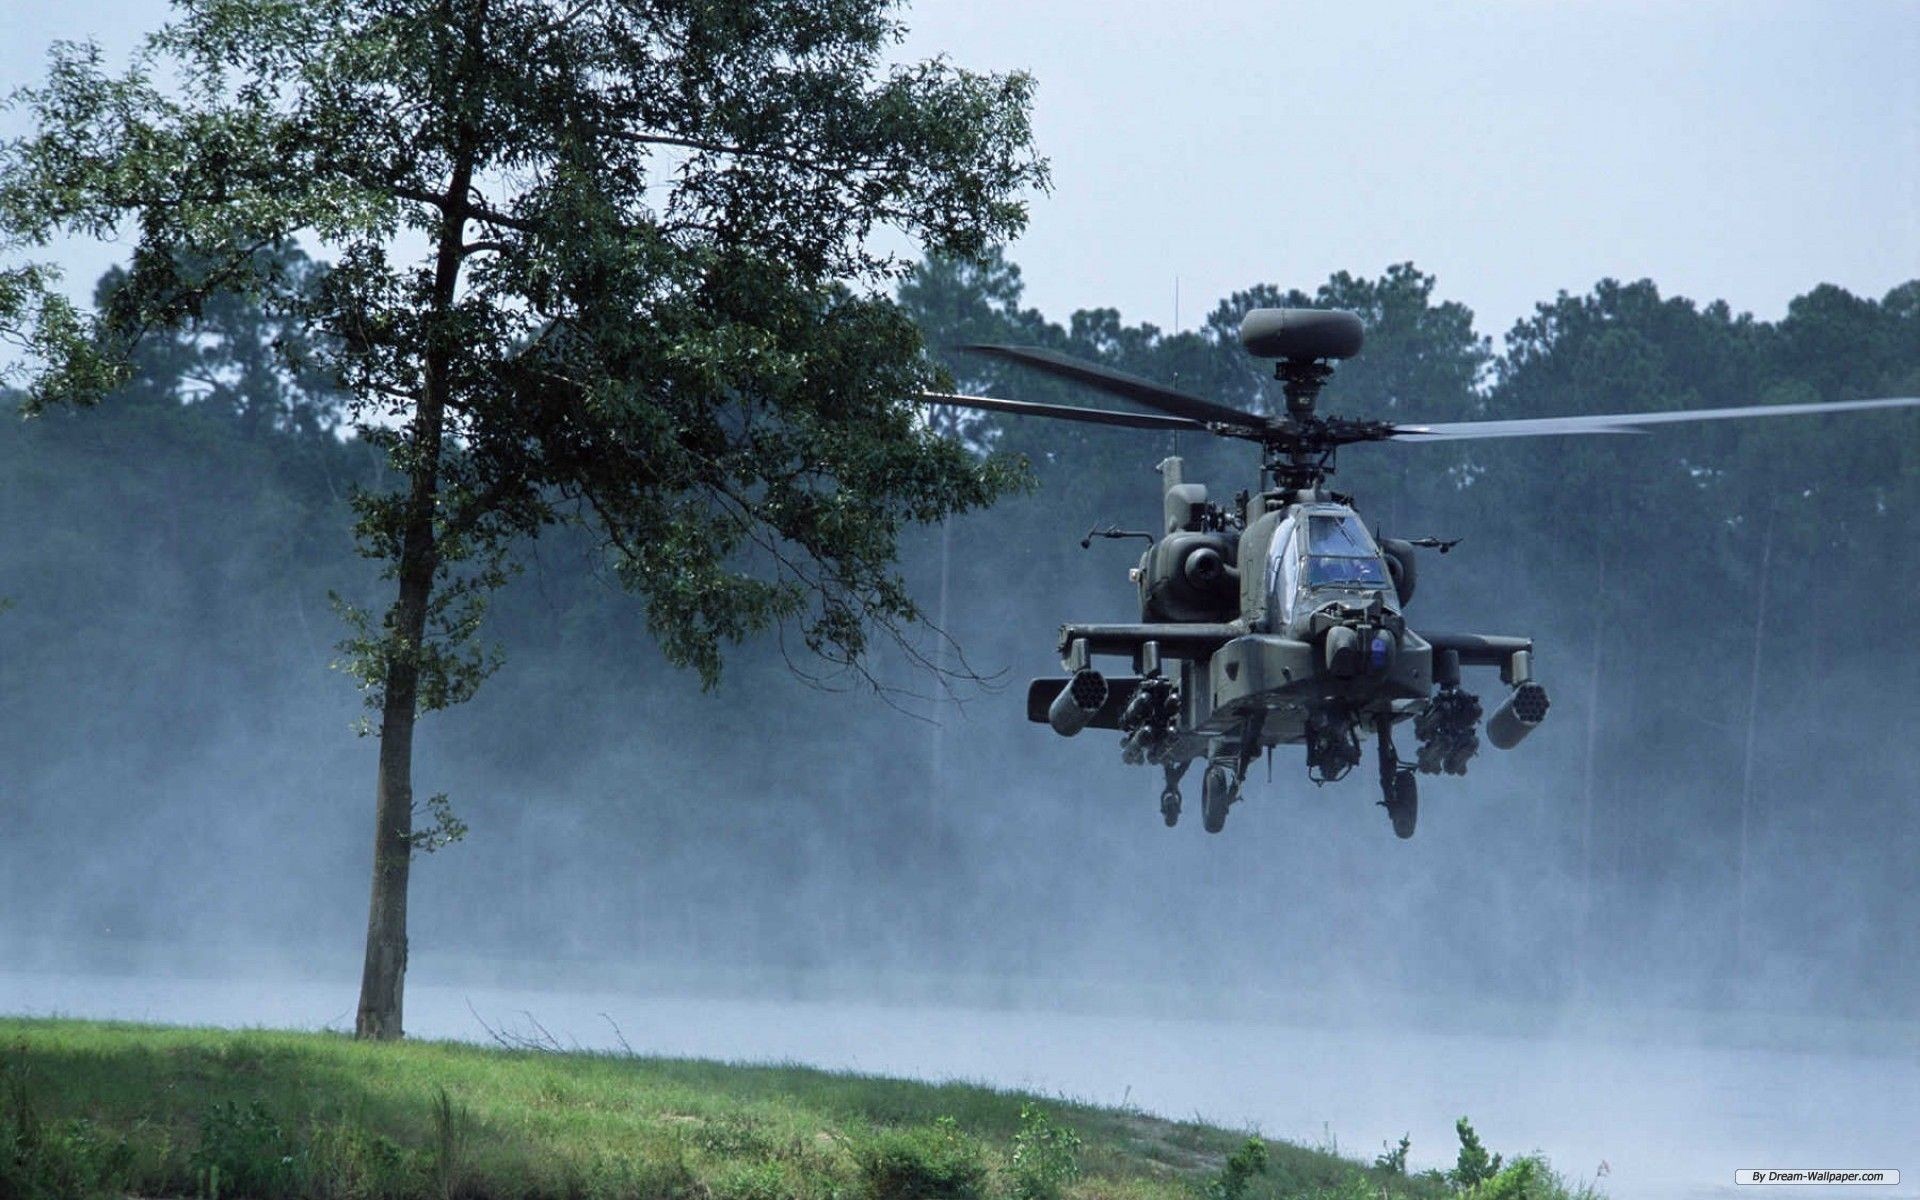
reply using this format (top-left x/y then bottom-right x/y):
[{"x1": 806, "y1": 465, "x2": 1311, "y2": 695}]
[
  {"x1": 1304, "y1": 514, "x2": 1390, "y2": 588},
  {"x1": 1308, "y1": 514, "x2": 1373, "y2": 556},
  {"x1": 1307, "y1": 553, "x2": 1390, "y2": 587}
]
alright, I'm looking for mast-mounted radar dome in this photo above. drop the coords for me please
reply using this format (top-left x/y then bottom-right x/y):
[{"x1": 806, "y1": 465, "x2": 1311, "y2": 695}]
[{"x1": 1239, "y1": 308, "x2": 1365, "y2": 361}]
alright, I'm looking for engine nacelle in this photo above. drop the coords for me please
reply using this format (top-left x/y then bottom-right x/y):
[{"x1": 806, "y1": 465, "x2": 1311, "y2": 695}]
[
  {"x1": 1141, "y1": 531, "x2": 1240, "y2": 622},
  {"x1": 1486, "y1": 681, "x2": 1551, "y2": 750},
  {"x1": 1047, "y1": 668, "x2": 1109, "y2": 737},
  {"x1": 1381, "y1": 538, "x2": 1417, "y2": 605}
]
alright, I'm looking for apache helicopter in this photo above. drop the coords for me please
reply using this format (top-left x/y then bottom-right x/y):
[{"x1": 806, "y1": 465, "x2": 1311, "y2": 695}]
[{"x1": 914, "y1": 308, "x2": 1919, "y2": 838}]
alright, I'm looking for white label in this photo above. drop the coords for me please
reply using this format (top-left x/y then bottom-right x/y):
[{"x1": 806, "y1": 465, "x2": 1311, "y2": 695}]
[{"x1": 1736, "y1": 1169, "x2": 1900, "y2": 1186}]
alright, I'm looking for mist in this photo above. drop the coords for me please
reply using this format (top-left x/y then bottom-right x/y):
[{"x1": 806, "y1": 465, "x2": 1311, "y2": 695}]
[{"x1": 2, "y1": 264, "x2": 1916, "y2": 1197}]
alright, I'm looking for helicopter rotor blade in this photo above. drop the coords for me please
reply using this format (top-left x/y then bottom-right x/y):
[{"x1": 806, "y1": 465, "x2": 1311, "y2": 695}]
[
  {"x1": 1390, "y1": 396, "x2": 1920, "y2": 442},
  {"x1": 957, "y1": 344, "x2": 1266, "y2": 429},
  {"x1": 915, "y1": 391, "x2": 1214, "y2": 434}
]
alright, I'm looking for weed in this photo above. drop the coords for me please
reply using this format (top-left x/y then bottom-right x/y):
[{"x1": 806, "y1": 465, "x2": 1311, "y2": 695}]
[
  {"x1": 639, "y1": 1150, "x2": 708, "y2": 1200},
  {"x1": 1308, "y1": 1172, "x2": 1393, "y2": 1199},
  {"x1": 305, "y1": 1119, "x2": 418, "y2": 1200},
  {"x1": 1009, "y1": 1104, "x2": 1082, "y2": 1200},
  {"x1": 714, "y1": 1159, "x2": 793, "y2": 1200},
  {"x1": 429, "y1": 1086, "x2": 473, "y2": 1200},
  {"x1": 1374, "y1": 1132, "x2": 1410, "y2": 1176},
  {"x1": 1315, "y1": 1123, "x2": 1339, "y2": 1158},
  {"x1": 698, "y1": 1113, "x2": 780, "y2": 1160}
]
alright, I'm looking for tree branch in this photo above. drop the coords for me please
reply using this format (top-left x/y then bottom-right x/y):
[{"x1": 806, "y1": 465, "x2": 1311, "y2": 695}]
[
  {"x1": 533, "y1": 0, "x2": 597, "y2": 38},
  {"x1": 390, "y1": 182, "x2": 539, "y2": 234},
  {"x1": 619, "y1": 131, "x2": 881, "y2": 180}
]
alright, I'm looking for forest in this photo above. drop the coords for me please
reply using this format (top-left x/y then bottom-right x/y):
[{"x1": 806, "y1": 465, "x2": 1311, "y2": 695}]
[{"x1": 3, "y1": 248, "x2": 1916, "y2": 1018}]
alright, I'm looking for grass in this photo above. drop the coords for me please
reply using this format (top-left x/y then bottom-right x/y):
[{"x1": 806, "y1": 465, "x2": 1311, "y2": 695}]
[{"x1": 0, "y1": 1017, "x2": 1598, "y2": 1200}]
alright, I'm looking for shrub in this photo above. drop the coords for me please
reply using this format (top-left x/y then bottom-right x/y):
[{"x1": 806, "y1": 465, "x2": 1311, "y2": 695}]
[
  {"x1": 855, "y1": 1118, "x2": 989, "y2": 1200},
  {"x1": 1463, "y1": 1155, "x2": 1605, "y2": 1200},
  {"x1": 191, "y1": 1100, "x2": 301, "y2": 1199},
  {"x1": 2, "y1": 1057, "x2": 135, "y2": 1200},
  {"x1": 1203, "y1": 1138, "x2": 1268, "y2": 1200},
  {"x1": 1471, "y1": 1157, "x2": 1543, "y2": 1199},
  {"x1": 1449, "y1": 1118, "x2": 1502, "y2": 1190}
]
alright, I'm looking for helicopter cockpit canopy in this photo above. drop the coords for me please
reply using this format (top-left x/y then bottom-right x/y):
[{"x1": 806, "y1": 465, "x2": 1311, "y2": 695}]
[
  {"x1": 1267, "y1": 508, "x2": 1395, "y2": 627},
  {"x1": 1305, "y1": 513, "x2": 1391, "y2": 587}
]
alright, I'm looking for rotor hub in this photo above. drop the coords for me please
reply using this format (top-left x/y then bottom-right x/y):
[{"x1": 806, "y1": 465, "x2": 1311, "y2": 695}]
[
  {"x1": 1256, "y1": 408, "x2": 1399, "y2": 493},
  {"x1": 1275, "y1": 357, "x2": 1334, "y2": 418}
]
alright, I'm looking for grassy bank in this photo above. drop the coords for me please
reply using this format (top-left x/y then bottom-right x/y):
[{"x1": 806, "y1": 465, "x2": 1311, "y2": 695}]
[{"x1": 0, "y1": 1017, "x2": 1595, "y2": 1199}]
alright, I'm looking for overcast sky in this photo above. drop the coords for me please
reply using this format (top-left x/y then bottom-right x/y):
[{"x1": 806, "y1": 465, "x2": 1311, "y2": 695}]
[{"x1": 4, "y1": 0, "x2": 1915, "y2": 341}]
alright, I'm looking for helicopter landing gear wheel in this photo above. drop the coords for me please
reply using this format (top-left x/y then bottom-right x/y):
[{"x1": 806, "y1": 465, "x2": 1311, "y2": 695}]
[
  {"x1": 1375, "y1": 714, "x2": 1417, "y2": 839},
  {"x1": 1383, "y1": 769, "x2": 1418, "y2": 839},
  {"x1": 1201, "y1": 764, "x2": 1237, "y2": 834}
]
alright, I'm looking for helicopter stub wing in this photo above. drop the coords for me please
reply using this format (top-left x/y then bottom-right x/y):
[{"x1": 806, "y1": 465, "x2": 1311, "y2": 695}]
[
  {"x1": 955, "y1": 344, "x2": 1268, "y2": 429},
  {"x1": 1057, "y1": 622, "x2": 1244, "y2": 661},
  {"x1": 1390, "y1": 396, "x2": 1920, "y2": 441},
  {"x1": 1420, "y1": 631, "x2": 1533, "y2": 667}
]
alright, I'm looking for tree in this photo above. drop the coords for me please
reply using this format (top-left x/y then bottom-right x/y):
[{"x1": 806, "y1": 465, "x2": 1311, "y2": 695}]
[
  {"x1": 95, "y1": 241, "x2": 347, "y2": 440},
  {"x1": 0, "y1": 0, "x2": 1045, "y2": 1038}
]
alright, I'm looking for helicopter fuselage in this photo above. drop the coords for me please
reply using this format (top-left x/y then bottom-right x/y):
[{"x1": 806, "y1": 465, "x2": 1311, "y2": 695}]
[{"x1": 1026, "y1": 455, "x2": 1545, "y2": 834}]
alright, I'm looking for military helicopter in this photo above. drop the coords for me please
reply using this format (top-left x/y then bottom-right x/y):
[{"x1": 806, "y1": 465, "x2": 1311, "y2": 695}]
[{"x1": 914, "y1": 308, "x2": 1919, "y2": 838}]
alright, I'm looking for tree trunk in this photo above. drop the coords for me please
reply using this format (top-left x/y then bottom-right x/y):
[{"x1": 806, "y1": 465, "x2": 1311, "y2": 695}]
[
  {"x1": 354, "y1": 107, "x2": 475, "y2": 1037},
  {"x1": 356, "y1": 658, "x2": 422, "y2": 1038},
  {"x1": 354, "y1": 386, "x2": 448, "y2": 1039},
  {"x1": 355, "y1": 405, "x2": 447, "y2": 1034}
]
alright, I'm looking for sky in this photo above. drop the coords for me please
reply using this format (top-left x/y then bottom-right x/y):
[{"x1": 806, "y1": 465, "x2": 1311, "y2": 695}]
[{"x1": 2, "y1": 0, "x2": 1916, "y2": 341}]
